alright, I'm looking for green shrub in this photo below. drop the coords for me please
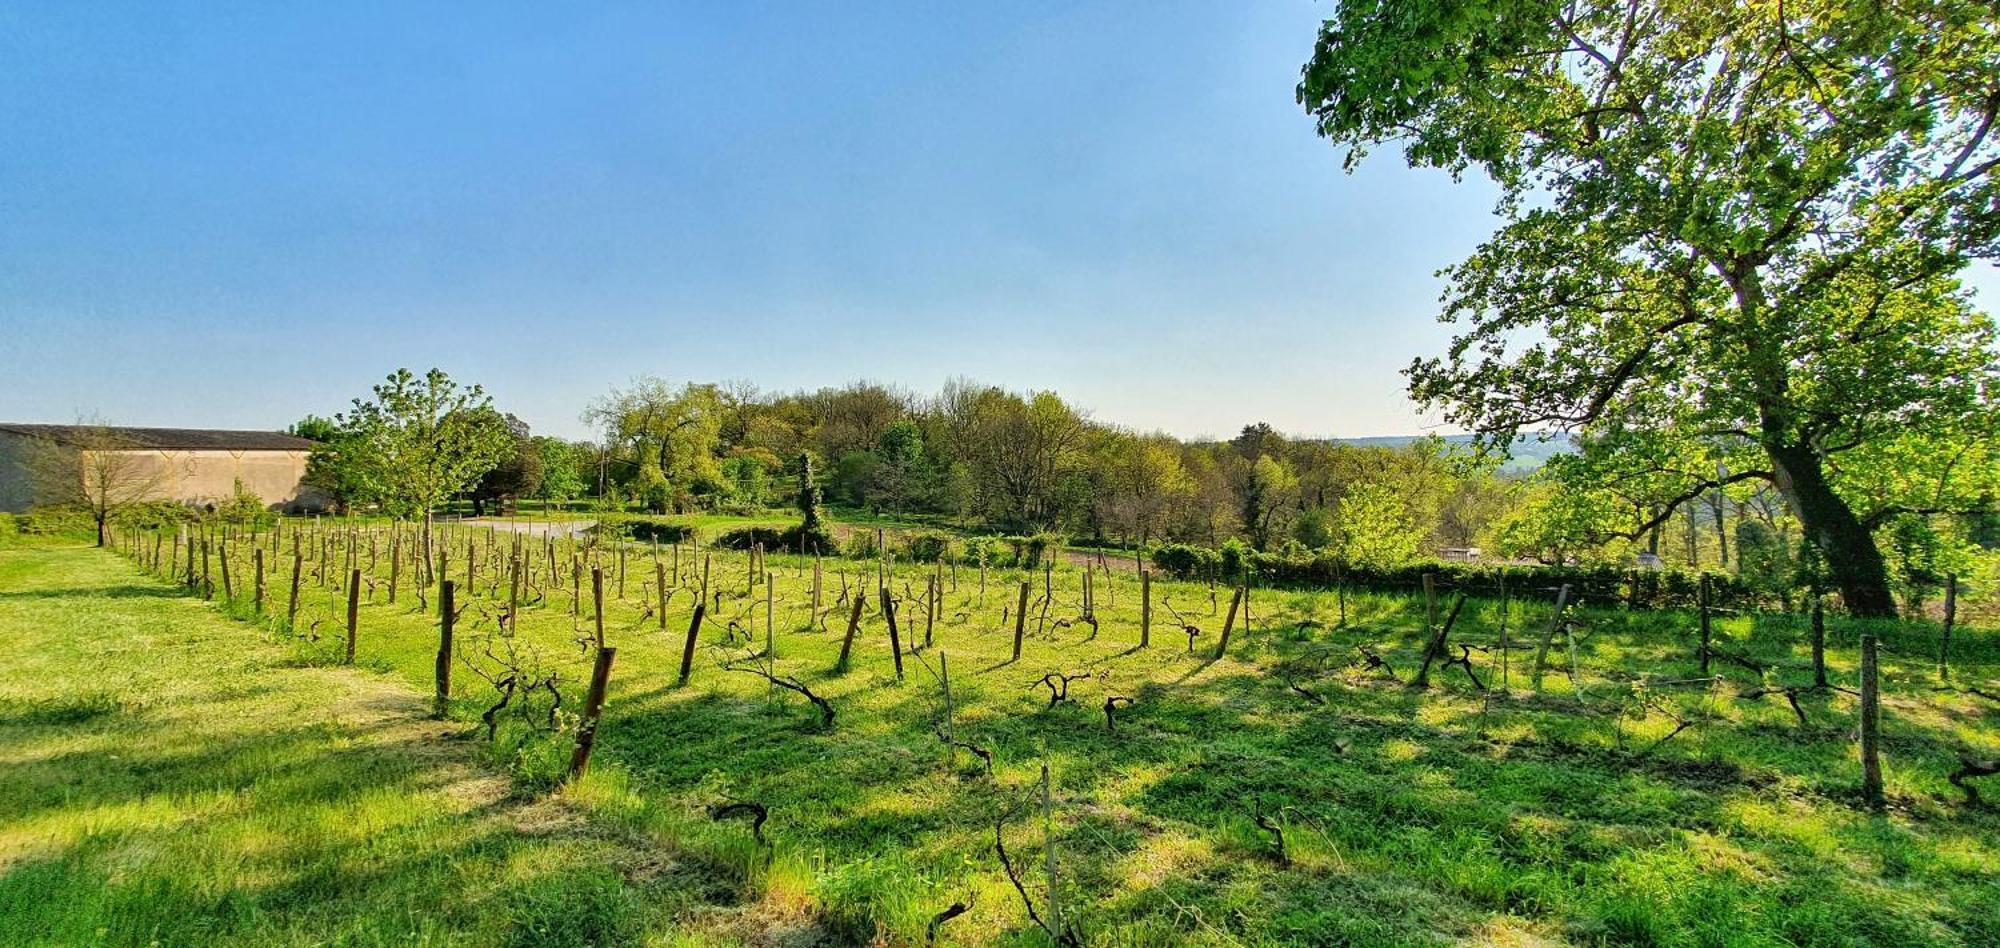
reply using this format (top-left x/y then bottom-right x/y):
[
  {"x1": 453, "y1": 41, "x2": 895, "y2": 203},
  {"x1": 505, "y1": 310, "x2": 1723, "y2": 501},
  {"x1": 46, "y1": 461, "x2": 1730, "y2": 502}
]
[
  {"x1": 111, "y1": 501, "x2": 197, "y2": 531},
  {"x1": 16, "y1": 506, "x2": 93, "y2": 537},
  {"x1": 216, "y1": 480, "x2": 276, "y2": 528},
  {"x1": 901, "y1": 530, "x2": 953, "y2": 563},
  {"x1": 713, "y1": 526, "x2": 787, "y2": 551},
  {"x1": 602, "y1": 516, "x2": 694, "y2": 545}
]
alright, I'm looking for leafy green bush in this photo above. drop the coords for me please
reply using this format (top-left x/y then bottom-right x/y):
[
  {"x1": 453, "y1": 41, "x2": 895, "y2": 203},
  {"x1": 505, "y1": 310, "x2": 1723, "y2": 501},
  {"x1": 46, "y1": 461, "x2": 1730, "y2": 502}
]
[
  {"x1": 1145, "y1": 540, "x2": 1757, "y2": 609},
  {"x1": 215, "y1": 480, "x2": 276, "y2": 528},
  {"x1": 713, "y1": 526, "x2": 787, "y2": 551},
  {"x1": 901, "y1": 530, "x2": 953, "y2": 563},
  {"x1": 16, "y1": 506, "x2": 93, "y2": 538},
  {"x1": 111, "y1": 501, "x2": 197, "y2": 531},
  {"x1": 601, "y1": 516, "x2": 695, "y2": 545}
]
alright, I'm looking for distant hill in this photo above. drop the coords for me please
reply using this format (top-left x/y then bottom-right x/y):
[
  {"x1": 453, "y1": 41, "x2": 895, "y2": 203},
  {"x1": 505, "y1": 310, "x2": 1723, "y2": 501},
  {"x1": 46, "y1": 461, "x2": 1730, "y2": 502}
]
[{"x1": 1332, "y1": 432, "x2": 1576, "y2": 473}]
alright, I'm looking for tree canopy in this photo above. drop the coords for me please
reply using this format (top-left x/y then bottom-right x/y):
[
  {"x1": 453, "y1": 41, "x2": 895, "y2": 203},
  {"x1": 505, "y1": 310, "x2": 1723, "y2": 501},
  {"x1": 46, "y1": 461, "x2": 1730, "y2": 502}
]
[{"x1": 1301, "y1": 0, "x2": 2000, "y2": 615}]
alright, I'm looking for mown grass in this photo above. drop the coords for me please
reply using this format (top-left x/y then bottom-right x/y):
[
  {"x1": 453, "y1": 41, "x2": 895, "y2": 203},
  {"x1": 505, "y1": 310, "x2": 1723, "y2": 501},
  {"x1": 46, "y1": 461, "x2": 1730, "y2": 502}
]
[
  {"x1": 0, "y1": 543, "x2": 742, "y2": 947},
  {"x1": 43, "y1": 525, "x2": 2000, "y2": 945}
]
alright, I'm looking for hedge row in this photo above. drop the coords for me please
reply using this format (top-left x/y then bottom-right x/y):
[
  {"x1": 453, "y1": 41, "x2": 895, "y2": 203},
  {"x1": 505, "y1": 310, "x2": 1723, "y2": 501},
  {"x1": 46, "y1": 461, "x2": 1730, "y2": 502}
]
[{"x1": 1148, "y1": 543, "x2": 1760, "y2": 610}]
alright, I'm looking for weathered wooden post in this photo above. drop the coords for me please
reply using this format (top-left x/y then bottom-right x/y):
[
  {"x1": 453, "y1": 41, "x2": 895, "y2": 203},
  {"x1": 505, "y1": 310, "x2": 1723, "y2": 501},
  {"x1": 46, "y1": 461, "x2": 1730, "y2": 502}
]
[
  {"x1": 591, "y1": 566, "x2": 606, "y2": 649},
  {"x1": 1811, "y1": 596, "x2": 1828, "y2": 688},
  {"x1": 939, "y1": 650, "x2": 957, "y2": 766},
  {"x1": 924, "y1": 574, "x2": 937, "y2": 647},
  {"x1": 1938, "y1": 574, "x2": 1957, "y2": 681},
  {"x1": 388, "y1": 529, "x2": 401, "y2": 604},
  {"x1": 219, "y1": 543, "x2": 235, "y2": 602},
  {"x1": 1697, "y1": 574, "x2": 1713, "y2": 675},
  {"x1": 1859, "y1": 634, "x2": 1884, "y2": 809},
  {"x1": 1012, "y1": 580, "x2": 1030, "y2": 662},
  {"x1": 1531, "y1": 583, "x2": 1573, "y2": 691},
  {"x1": 344, "y1": 568, "x2": 361, "y2": 664},
  {"x1": 201, "y1": 539, "x2": 213, "y2": 599},
  {"x1": 655, "y1": 561, "x2": 668, "y2": 632},
  {"x1": 678, "y1": 603, "x2": 705, "y2": 684},
  {"x1": 1214, "y1": 586, "x2": 1244, "y2": 659},
  {"x1": 568, "y1": 646, "x2": 616, "y2": 780},
  {"x1": 436, "y1": 579, "x2": 455, "y2": 717},
  {"x1": 837, "y1": 591, "x2": 866, "y2": 670},
  {"x1": 1140, "y1": 569, "x2": 1151, "y2": 648},
  {"x1": 253, "y1": 547, "x2": 266, "y2": 613},
  {"x1": 884, "y1": 589, "x2": 905, "y2": 680},
  {"x1": 286, "y1": 552, "x2": 302, "y2": 630}
]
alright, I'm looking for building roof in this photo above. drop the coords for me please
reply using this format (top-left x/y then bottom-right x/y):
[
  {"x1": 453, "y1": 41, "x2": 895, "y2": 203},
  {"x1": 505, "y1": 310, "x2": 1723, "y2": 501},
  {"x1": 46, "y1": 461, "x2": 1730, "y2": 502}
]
[{"x1": 0, "y1": 424, "x2": 316, "y2": 451}]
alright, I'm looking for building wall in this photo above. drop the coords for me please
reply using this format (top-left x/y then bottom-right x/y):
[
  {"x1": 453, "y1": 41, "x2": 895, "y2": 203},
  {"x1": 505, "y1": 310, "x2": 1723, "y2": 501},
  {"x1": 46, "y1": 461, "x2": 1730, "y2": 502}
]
[{"x1": 0, "y1": 435, "x2": 325, "y2": 513}]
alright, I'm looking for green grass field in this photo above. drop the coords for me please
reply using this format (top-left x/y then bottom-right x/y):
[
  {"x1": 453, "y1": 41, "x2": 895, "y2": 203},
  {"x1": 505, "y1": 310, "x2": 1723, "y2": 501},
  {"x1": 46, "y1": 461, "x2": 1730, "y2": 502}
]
[{"x1": 8, "y1": 527, "x2": 2000, "y2": 945}]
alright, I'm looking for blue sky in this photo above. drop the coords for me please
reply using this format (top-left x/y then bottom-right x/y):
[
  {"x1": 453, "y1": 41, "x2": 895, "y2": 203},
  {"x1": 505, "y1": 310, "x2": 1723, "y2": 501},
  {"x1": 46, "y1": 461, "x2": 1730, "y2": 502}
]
[{"x1": 2, "y1": 3, "x2": 1992, "y2": 442}]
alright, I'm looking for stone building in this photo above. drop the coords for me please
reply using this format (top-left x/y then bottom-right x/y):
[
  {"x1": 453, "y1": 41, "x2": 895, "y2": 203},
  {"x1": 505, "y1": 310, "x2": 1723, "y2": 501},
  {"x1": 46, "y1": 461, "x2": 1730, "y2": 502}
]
[{"x1": 0, "y1": 424, "x2": 326, "y2": 513}]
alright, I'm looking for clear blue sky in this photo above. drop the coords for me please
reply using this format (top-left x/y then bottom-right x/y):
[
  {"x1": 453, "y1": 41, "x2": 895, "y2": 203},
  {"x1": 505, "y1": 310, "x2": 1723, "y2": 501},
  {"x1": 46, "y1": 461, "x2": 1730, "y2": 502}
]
[{"x1": 3, "y1": 3, "x2": 1992, "y2": 442}]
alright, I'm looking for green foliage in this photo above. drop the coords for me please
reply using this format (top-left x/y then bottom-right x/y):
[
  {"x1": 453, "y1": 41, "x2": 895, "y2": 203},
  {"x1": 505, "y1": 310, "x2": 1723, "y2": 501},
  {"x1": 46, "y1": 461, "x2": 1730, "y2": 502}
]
[
  {"x1": 1334, "y1": 482, "x2": 1419, "y2": 572},
  {"x1": 899, "y1": 530, "x2": 953, "y2": 563},
  {"x1": 712, "y1": 526, "x2": 787, "y2": 551},
  {"x1": 215, "y1": 479, "x2": 275, "y2": 528},
  {"x1": 317, "y1": 368, "x2": 514, "y2": 517},
  {"x1": 1304, "y1": 0, "x2": 2000, "y2": 617},
  {"x1": 14, "y1": 505, "x2": 94, "y2": 538}
]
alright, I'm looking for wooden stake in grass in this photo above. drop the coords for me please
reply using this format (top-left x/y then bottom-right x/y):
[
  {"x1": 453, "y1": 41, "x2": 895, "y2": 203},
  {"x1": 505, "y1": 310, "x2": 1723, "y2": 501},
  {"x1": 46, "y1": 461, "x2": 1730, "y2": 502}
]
[
  {"x1": 219, "y1": 543, "x2": 234, "y2": 602},
  {"x1": 591, "y1": 566, "x2": 606, "y2": 650},
  {"x1": 1012, "y1": 580, "x2": 1030, "y2": 662},
  {"x1": 1697, "y1": 574, "x2": 1713, "y2": 675},
  {"x1": 1810, "y1": 596, "x2": 1828, "y2": 688},
  {"x1": 1859, "y1": 633, "x2": 1884, "y2": 809},
  {"x1": 940, "y1": 650, "x2": 956, "y2": 768},
  {"x1": 1530, "y1": 584, "x2": 1572, "y2": 691},
  {"x1": 253, "y1": 547, "x2": 266, "y2": 613},
  {"x1": 1041, "y1": 758, "x2": 1064, "y2": 941},
  {"x1": 568, "y1": 646, "x2": 616, "y2": 780},
  {"x1": 436, "y1": 579, "x2": 455, "y2": 717},
  {"x1": 344, "y1": 568, "x2": 361, "y2": 664},
  {"x1": 837, "y1": 590, "x2": 866, "y2": 671},
  {"x1": 287, "y1": 552, "x2": 302, "y2": 631},
  {"x1": 678, "y1": 604, "x2": 706, "y2": 685},
  {"x1": 884, "y1": 589, "x2": 905, "y2": 681},
  {"x1": 1139, "y1": 569, "x2": 1151, "y2": 648},
  {"x1": 1214, "y1": 586, "x2": 1244, "y2": 659},
  {"x1": 388, "y1": 529, "x2": 401, "y2": 604},
  {"x1": 655, "y1": 561, "x2": 668, "y2": 633},
  {"x1": 1938, "y1": 573, "x2": 1956, "y2": 681}
]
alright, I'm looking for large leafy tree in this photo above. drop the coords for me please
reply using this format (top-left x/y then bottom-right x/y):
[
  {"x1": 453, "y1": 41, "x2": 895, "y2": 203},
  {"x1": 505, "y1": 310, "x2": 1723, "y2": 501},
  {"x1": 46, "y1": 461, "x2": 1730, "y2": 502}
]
[
  {"x1": 1301, "y1": 0, "x2": 2000, "y2": 615},
  {"x1": 332, "y1": 369, "x2": 513, "y2": 567}
]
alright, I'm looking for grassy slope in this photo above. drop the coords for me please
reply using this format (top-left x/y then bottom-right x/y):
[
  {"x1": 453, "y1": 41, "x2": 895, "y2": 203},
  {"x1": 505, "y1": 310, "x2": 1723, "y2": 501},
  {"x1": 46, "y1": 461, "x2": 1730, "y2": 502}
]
[
  {"x1": 0, "y1": 544, "x2": 718, "y2": 948},
  {"x1": 17, "y1": 528, "x2": 2000, "y2": 946}
]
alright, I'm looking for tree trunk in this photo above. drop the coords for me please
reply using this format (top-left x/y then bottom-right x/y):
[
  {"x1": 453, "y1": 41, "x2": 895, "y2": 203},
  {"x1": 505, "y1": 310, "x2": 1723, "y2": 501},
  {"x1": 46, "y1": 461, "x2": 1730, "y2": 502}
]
[{"x1": 1767, "y1": 441, "x2": 1896, "y2": 618}]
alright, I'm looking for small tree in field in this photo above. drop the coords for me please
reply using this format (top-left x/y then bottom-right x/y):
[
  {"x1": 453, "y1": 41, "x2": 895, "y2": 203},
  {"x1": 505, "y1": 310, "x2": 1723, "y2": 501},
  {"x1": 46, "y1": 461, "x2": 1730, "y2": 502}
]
[
  {"x1": 331, "y1": 368, "x2": 512, "y2": 562},
  {"x1": 29, "y1": 421, "x2": 166, "y2": 547}
]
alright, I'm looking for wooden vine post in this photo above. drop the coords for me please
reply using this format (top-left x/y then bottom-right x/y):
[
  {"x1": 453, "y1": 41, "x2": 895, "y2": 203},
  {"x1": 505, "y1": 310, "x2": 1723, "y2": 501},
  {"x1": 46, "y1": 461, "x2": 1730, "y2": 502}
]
[
  {"x1": 253, "y1": 547, "x2": 266, "y2": 613},
  {"x1": 1859, "y1": 634, "x2": 1884, "y2": 809},
  {"x1": 1139, "y1": 569, "x2": 1151, "y2": 648},
  {"x1": 884, "y1": 589, "x2": 905, "y2": 681},
  {"x1": 344, "y1": 568, "x2": 361, "y2": 664},
  {"x1": 436, "y1": 579, "x2": 455, "y2": 717},
  {"x1": 1530, "y1": 584, "x2": 1573, "y2": 691},
  {"x1": 287, "y1": 552, "x2": 302, "y2": 630},
  {"x1": 837, "y1": 591, "x2": 866, "y2": 670},
  {"x1": 568, "y1": 646, "x2": 617, "y2": 780},
  {"x1": 655, "y1": 561, "x2": 668, "y2": 632},
  {"x1": 678, "y1": 603, "x2": 706, "y2": 685},
  {"x1": 1938, "y1": 574, "x2": 1957, "y2": 681},
  {"x1": 591, "y1": 566, "x2": 606, "y2": 650},
  {"x1": 1697, "y1": 574, "x2": 1713, "y2": 675},
  {"x1": 1012, "y1": 580, "x2": 1030, "y2": 662},
  {"x1": 1214, "y1": 586, "x2": 1244, "y2": 659}
]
